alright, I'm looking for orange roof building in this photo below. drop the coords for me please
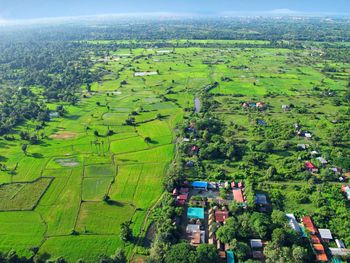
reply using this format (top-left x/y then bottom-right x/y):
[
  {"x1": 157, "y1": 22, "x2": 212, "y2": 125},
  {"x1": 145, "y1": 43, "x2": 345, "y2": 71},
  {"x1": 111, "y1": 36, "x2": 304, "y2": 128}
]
[
  {"x1": 302, "y1": 216, "x2": 318, "y2": 234},
  {"x1": 313, "y1": 244, "x2": 328, "y2": 262}
]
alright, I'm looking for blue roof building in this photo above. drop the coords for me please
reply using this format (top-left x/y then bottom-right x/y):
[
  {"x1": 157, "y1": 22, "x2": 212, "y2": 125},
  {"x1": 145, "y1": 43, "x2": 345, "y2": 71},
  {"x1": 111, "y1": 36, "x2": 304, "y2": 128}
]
[
  {"x1": 192, "y1": 181, "x2": 208, "y2": 189},
  {"x1": 187, "y1": 207, "x2": 205, "y2": 219},
  {"x1": 227, "y1": 251, "x2": 235, "y2": 263}
]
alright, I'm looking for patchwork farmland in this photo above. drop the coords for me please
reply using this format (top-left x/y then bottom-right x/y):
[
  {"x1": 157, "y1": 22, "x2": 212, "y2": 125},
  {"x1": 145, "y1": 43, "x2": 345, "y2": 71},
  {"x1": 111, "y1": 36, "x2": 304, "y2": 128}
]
[{"x1": 0, "y1": 36, "x2": 350, "y2": 262}]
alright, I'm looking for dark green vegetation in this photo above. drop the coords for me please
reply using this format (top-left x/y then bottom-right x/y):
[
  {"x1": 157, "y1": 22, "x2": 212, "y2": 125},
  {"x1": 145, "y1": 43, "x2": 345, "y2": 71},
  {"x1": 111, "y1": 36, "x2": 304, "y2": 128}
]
[{"x1": 0, "y1": 17, "x2": 349, "y2": 262}]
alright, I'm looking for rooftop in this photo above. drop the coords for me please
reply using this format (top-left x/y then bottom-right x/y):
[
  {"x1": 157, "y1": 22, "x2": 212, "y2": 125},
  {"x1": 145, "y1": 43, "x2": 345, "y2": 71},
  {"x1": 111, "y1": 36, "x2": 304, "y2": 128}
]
[
  {"x1": 286, "y1": 214, "x2": 301, "y2": 233},
  {"x1": 215, "y1": 210, "x2": 229, "y2": 223},
  {"x1": 302, "y1": 216, "x2": 318, "y2": 234},
  {"x1": 187, "y1": 207, "x2": 205, "y2": 219},
  {"x1": 233, "y1": 188, "x2": 244, "y2": 203},
  {"x1": 255, "y1": 193, "x2": 268, "y2": 205},
  {"x1": 313, "y1": 244, "x2": 328, "y2": 262},
  {"x1": 192, "y1": 181, "x2": 208, "y2": 188},
  {"x1": 226, "y1": 251, "x2": 235, "y2": 263},
  {"x1": 250, "y1": 239, "x2": 263, "y2": 248},
  {"x1": 319, "y1": 229, "x2": 333, "y2": 240},
  {"x1": 186, "y1": 224, "x2": 200, "y2": 233}
]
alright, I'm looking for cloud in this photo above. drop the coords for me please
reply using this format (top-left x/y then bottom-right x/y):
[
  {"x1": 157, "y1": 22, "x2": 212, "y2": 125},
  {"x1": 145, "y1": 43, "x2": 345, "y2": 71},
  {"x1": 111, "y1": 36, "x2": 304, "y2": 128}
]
[
  {"x1": 0, "y1": 16, "x2": 9, "y2": 25},
  {"x1": 269, "y1": 9, "x2": 300, "y2": 14}
]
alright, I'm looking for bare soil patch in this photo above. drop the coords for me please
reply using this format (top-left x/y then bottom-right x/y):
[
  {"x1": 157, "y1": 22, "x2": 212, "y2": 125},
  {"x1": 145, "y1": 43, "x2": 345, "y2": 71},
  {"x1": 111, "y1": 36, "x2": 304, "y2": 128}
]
[{"x1": 50, "y1": 131, "x2": 78, "y2": 140}]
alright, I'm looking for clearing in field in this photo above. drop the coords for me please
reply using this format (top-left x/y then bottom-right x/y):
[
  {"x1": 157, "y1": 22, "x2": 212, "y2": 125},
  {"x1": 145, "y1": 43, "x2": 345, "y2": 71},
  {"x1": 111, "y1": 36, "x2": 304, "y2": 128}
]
[
  {"x1": 50, "y1": 131, "x2": 79, "y2": 140},
  {"x1": 134, "y1": 71, "x2": 158, "y2": 76}
]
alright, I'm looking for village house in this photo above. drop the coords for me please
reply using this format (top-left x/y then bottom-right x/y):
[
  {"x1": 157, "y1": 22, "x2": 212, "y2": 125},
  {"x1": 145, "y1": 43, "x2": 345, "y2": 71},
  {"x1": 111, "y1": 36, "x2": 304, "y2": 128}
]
[
  {"x1": 192, "y1": 181, "x2": 208, "y2": 190},
  {"x1": 176, "y1": 193, "x2": 188, "y2": 206},
  {"x1": 336, "y1": 239, "x2": 346, "y2": 249},
  {"x1": 190, "y1": 145, "x2": 200, "y2": 155},
  {"x1": 186, "y1": 226, "x2": 205, "y2": 246},
  {"x1": 297, "y1": 144, "x2": 309, "y2": 150},
  {"x1": 311, "y1": 150, "x2": 319, "y2": 156},
  {"x1": 316, "y1": 157, "x2": 328, "y2": 165},
  {"x1": 318, "y1": 229, "x2": 333, "y2": 242},
  {"x1": 341, "y1": 185, "x2": 350, "y2": 200},
  {"x1": 301, "y1": 216, "x2": 329, "y2": 262},
  {"x1": 242, "y1": 101, "x2": 266, "y2": 111},
  {"x1": 329, "y1": 167, "x2": 341, "y2": 176},
  {"x1": 286, "y1": 213, "x2": 301, "y2": 233},
  {"x1": 313, "y1": 244, "x2": 328, "y2": 262},
  {"x1": 282, "y1": 104, "x2": 290, "y2": 111},
  {"x1": 305, "y1": 161, "x2": 318, "y2": 173},
  {"x1": 301, "y1": 216, "x2": 318, "y2": 234},
  {"x1": 250, "y1": 239, "x2": 264, "y2": 260},
  {"x1": 215, "y1": 210, "x2": 229, "y2": 223}
]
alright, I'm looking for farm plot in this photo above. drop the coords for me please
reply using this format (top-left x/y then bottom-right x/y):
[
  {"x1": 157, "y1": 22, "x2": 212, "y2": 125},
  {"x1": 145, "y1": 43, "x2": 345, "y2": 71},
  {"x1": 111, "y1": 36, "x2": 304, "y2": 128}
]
[
  {"x1": 136, "y1": 120, "x2": 173, "y2": 145},
  {"x1": 35, "y1": 168, "x2": 82, "y2": 236},
  {"x1": 39, "y1": 235, "x2": 128, "y2": 263},
  {"x1": 0, "y1": 178, "x2": 52, "y2": 211},
  {"x1": 75, "y1": 202, "x2": 135, "y2": 234},
  {"x1": 0, "y1": 212, "x2": 46, "y2": 258},
  {"x1": 110, "y1": 136, "x2": 150, "y2": 154},
  {"x1": 82, "y1": 177, "x2": 113, "y2": 201}
]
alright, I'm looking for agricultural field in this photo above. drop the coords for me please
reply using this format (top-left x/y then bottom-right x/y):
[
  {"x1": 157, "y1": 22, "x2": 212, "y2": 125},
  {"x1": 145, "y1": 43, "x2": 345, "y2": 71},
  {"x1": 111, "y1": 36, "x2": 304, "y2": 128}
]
[{"x1": 0, "y1": 38, "x2": 349, "y2": 262}]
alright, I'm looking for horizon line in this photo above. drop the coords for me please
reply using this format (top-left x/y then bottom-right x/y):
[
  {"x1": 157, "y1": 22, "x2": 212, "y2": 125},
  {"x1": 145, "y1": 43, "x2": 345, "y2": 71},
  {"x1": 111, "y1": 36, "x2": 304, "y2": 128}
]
[{"x1": 1, "y1": 10, "x2": 350, "y2": 26}]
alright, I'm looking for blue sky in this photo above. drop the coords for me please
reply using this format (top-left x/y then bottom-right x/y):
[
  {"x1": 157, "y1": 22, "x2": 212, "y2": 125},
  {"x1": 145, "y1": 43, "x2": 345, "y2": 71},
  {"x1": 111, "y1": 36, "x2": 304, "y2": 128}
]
[{"x1": 0, "y1": 0, "x2": 349, "y2": 21}]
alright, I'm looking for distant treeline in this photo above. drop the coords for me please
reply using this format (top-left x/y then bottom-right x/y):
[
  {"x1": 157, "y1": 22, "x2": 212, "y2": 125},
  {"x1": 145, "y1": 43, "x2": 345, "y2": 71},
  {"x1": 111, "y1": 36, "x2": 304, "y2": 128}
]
[{"x1": 1, "y1": 17, "x2": 350, "y2": 42}]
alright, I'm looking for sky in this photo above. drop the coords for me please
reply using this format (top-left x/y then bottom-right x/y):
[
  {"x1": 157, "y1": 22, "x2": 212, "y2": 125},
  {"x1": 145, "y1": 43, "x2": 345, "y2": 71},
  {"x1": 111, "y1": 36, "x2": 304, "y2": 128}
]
[{"x1": 0, "y1": 0, "x2": 349, "y2": 22}]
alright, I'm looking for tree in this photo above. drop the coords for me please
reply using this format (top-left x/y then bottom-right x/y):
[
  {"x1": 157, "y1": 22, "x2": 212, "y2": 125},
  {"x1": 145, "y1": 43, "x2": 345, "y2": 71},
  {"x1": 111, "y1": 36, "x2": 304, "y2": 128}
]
[
  {"x1": 149, "y1": 234, "x2": 170, "y2": 263},
  {"x1": 94, "y1": 130, "x2": 99, "y2": 137},
  {"x1": 144, "y1": 137, "x2": 152, "y2": 144},
  {"x1": 120, "y1": 221, "x2": 132, "y2": 242},
  {"x1": 125, "y1": 117, "x2": 135, "y2": 126},
  {"x1": 103, "y1": 195, "x2": 110, "y2": 203},
  {"x1": 250, "y1": 212, "x2": 271, "y2": 239},
  {"x1": 257, "y1": 141, "x2": 274, "y2": 153},
  {"x1": 196, "y1": 244, "x2": 219, "y2": 263},
  {"x1": 165, "y1": 243, "x2": 197, "y2": 263},
  {"x1": 111, "y1": 248, "x2": 126, "y2": 263},
  {"x1": 21, "y1": 144, "x2": 28, "y2": 155},
  {"x1": 230, "y1": 239, "x2": 250, "y2": 261},
  {"x1": 271, "y1": 228, "x2": 288, "y2": 247},
  {"x1": 216, "y1": 217, "x2": 238, "y2": 243},
  {"x1": 271, "y1": 210, "x2": 287, "y2": 228},
  {"x1": 292, "y1": 246, "x2": 308, "y2": 263},
  {"x1": 266, "y1": 166, "x2": 277, "y2": 179}
]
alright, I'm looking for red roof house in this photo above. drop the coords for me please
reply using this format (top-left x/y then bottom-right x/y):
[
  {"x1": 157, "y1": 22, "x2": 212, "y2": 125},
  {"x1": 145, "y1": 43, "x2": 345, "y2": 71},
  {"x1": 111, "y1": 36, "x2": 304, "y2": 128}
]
[
  {"x1": 233, "y1": 189, "x2": 244, "y2": 203},
  {"x1": 215, "y1": 210, "x2": 229, "y2": 223},
  {"x1": 191, "y1": 146, "x2": 199, "y2": 152},
  {"x1": 305, "y1": 161, "x2": 316, "y2": 169},
  {"x1": 176, "y1": 193, "x2": 188, "y2": 206}
]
